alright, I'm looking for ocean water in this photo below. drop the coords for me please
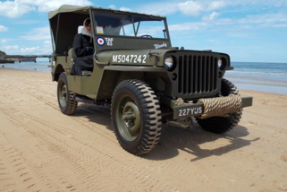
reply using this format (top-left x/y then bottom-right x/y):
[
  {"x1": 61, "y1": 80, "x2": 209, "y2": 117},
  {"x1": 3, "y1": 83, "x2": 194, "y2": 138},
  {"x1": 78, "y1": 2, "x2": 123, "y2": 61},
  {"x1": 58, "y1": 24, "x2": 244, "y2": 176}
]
[
  {"x1": 1, "y1": 61, "x2": 51, "y2": 72},
  {"x1": 1, "y1": 61, "x2": 287, "y2": 95},
  {"x1": 225, "y1": 62, "x2": 287, "y2": 95}
]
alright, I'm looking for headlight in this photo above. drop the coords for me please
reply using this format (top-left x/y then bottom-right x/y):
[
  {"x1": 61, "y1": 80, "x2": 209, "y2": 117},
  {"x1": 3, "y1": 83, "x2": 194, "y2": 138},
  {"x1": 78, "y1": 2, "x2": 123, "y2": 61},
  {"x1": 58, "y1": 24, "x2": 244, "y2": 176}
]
[
  {"x1": 218, "y1": 58, "x2": 228, "y2": 70},
  {"x1": 164, "y1": 57, "x2": 174, "y2": 70},
  {"x1": 218, "y1": 59, "x2": 222, "y2": 69}
]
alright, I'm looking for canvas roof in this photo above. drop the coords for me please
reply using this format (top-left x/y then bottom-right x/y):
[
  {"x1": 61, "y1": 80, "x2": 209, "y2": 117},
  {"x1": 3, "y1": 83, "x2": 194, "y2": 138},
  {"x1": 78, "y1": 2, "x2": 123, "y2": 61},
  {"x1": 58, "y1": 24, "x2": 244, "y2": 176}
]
[{"x1": 48, "y1": 5, "x2": 165, "y2": 20}]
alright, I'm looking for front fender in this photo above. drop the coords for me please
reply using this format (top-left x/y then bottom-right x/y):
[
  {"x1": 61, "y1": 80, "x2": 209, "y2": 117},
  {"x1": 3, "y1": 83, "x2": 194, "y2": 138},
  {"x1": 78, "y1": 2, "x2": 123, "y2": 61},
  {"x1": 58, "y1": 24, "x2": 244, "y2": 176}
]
[{"x1": 53, "y1": 64, "x2": 64, "y2": 81}]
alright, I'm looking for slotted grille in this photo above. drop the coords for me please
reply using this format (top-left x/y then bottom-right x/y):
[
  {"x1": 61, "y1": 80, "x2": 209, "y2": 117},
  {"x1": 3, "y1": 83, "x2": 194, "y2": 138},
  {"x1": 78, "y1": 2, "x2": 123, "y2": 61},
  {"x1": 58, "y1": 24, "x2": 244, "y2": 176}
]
[{"x1": 176, "y1": 55, "x2": 218, "y2": 96}]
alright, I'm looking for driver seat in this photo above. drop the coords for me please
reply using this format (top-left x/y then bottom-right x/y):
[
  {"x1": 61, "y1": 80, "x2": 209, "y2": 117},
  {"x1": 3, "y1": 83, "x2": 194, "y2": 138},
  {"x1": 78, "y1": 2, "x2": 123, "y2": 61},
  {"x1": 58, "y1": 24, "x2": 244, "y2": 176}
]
[
  {"x1": 68, "y1": 48, "x2": 77, "y2": 63},
  {"x1": 68, "y1": 48, "x2": 92, "y2": 76}
]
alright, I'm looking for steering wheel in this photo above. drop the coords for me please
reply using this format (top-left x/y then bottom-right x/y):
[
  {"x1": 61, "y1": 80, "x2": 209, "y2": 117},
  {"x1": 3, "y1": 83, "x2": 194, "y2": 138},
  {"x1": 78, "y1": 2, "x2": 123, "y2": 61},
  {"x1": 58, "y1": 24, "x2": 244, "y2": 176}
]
[{"x1": 140, "y1": 35, "x2": 153, "y2": 38}]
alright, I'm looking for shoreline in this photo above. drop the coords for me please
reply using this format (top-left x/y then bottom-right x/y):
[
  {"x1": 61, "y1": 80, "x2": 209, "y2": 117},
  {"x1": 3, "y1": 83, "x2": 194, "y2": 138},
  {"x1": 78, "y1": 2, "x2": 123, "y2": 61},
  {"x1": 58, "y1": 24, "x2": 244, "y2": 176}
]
[{"x1": 0, "y1": 67, "x2": 50, "y2": 72}]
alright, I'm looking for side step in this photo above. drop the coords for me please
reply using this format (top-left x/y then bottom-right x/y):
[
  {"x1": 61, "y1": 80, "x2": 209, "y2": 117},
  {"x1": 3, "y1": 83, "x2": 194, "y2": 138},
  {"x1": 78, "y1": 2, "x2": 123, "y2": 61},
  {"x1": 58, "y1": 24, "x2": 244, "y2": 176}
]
[{"x1": 75, "y1": 95, "x2": 96, "y2": 104}]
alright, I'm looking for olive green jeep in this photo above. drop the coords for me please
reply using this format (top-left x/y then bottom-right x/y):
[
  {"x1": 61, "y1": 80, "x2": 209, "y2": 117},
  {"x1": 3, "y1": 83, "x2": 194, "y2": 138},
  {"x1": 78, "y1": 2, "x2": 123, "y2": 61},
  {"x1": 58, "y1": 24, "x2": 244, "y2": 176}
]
[{"x1": 48, "y1": 5, "x2": 253, "y2": 155}]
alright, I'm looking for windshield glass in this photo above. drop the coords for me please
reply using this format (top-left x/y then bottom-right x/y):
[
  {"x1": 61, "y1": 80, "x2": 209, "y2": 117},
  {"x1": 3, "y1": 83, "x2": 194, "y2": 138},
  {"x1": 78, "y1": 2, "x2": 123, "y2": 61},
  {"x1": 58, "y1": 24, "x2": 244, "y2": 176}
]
[{"x1": 93, "y1": 10, "x2": 167, "y2": 39}]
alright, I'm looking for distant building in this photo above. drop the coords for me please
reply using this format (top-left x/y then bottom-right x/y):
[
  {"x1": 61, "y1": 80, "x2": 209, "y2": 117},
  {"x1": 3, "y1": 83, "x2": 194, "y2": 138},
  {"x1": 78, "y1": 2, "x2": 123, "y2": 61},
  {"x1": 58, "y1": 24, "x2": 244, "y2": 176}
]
[{"x1": 0, "y1": 50, "x2": 51, "y2": 63}]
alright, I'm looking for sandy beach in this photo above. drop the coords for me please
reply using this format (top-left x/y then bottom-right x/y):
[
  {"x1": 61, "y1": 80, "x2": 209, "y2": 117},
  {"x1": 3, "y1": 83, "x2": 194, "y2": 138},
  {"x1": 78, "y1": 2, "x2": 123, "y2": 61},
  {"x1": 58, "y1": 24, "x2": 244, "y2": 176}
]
[{"x1": 0, "y1": 68, "x2": 287, "y2": 192}]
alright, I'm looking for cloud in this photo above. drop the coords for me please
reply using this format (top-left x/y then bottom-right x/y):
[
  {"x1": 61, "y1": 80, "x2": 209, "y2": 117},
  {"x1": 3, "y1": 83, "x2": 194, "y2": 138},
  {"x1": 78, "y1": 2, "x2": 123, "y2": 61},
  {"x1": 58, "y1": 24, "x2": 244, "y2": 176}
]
[
  {"x1": 16, "y1": 41, "x2": 52, "y2": 54},
  {"x1": 0, "y1": 45, "x2": 20, "y2": 53},
  {"x1": 19, "y1": 0, "x2": 93, "y2": 12},
  {"x1": 108, "y1": 5, "x2": 131, "y2": 12},
  {"x1": 0, "y1": 1, "x2": 35, "y2": 18},
  {"x1": 0, "y1": 41, "x2": 52, "y2": 55},
  {"x1": 203, "y1": 12, "x2": 220, "y2": 21},
  {"x1": 108, "y1": 5, "x2": 117, "y2": 9},
  {"x1": 0, "y1": 39, "x2": 9, "y2": 44},
  {"x1": 169, "y1": 22, "x2": 208, "y2": 32},
  {"x1": 177, "y1": 1, "x2": 226, "y2": 16},
  {"x1": 1, "y1": 27, "x2": 52, "y2": 55},
  {"x1": 0, "y1": 0, "x2": 92, "y2": 18},
  {"x1": 14, "y1": 20, "x2": 41, "y2": 25},
  {"x1": 169, "y1": 12, "x2": 287, "y2": 35},
  {"x1": 119, "y1": 7, "x2": 132, "y2": 12},
  {"x1": 222, "y1": 0, "x2": 287, "y2": 7},
  {"x1": 178, "y1": 1, "x2": 203, "y2": 16},
  {"x1": 136, "y1": 1, "x2": 227, "y2": 17},
  {"x1": 207, "y1": 1, "x2": 226, "y2": 11},
  {"x1": 238, "y1": 13, "x2": 287, "y2": 28},
  {"x1": 0, "y1": 25, "x2": 8, "y2": 32},
  {"x1": 21, "y1": 27, "x2": 51, "y2": 41},
  {"x1": 42, "y1": 41, "x2": 53, "y2": 54},
  {"x1": 136, "y1": 2, "x2": 179, "y2": 16},
  {"x1": 136, "y1": 0, "x2": 287, "y2": 16},
  {"x1": 19, "y1": 46, "x2": 41, "y2": 54}
]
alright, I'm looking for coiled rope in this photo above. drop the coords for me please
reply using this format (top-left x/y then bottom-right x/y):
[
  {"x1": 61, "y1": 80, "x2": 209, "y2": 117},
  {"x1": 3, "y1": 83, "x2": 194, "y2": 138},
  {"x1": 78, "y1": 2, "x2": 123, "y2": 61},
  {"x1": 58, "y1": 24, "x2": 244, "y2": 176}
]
[{"x1": 198, "y1": 95, "x2": 242, "y2": 119}]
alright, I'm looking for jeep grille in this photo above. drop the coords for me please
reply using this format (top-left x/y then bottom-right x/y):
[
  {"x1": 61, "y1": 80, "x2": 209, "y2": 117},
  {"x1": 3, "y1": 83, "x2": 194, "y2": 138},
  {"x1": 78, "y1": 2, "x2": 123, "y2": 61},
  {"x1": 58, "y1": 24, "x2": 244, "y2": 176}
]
[{"x1": 173, "y1": 54, "x2": 219, "y2": 99}]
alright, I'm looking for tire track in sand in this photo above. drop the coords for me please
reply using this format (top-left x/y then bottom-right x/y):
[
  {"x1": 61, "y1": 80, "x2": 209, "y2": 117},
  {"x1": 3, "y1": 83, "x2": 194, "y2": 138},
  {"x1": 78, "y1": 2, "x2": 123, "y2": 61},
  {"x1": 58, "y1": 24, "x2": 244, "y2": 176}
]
[
  {"x1": 0, "y1": 135, "x2": 41, "y2": 192},
  {"x1": 0, "y1": 101, "x2": 176, "y2": 191}
]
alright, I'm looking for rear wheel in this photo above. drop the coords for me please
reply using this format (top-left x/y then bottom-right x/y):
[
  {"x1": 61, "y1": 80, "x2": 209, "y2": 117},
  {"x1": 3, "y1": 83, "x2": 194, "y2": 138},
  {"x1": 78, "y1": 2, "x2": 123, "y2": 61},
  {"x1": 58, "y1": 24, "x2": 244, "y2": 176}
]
[
  {"x1": 196, "y1": 79, "x2": 242, "y2": 134},
  {"x1": 57, "y1": 72, "x2": 78, "y2": 115},
  {"x1": 111, "y1": 80, "x2": 162, "y2": 155}
]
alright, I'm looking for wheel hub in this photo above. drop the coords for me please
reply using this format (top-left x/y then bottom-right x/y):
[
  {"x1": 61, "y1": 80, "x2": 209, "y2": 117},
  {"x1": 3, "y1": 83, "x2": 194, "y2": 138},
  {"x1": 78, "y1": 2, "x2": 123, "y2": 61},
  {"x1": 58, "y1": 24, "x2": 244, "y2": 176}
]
[
  {"x1": 122, "y1": 102, "x2": 140, "y2": 135},
  {"x1": 117, "y1": 99, "x2": 141, "y2": 141},
  {"x1": 59, "y1": 84, "x2": 67, "y2": 108}
]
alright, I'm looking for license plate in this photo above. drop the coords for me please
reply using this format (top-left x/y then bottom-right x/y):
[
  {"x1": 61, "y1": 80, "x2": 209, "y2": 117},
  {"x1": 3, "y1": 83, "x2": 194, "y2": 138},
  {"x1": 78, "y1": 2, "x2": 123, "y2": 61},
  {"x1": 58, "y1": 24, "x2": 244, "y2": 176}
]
[{"x1": 174, "y1": 104, "x2": 203, "y2": 119}]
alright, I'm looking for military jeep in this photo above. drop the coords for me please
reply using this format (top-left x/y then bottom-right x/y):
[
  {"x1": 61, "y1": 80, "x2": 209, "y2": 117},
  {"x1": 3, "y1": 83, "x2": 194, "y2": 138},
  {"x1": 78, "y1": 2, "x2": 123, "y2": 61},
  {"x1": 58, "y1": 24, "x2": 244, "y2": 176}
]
[{"x1": 48, "y1": 5, "x2": 253, "y2": 155}]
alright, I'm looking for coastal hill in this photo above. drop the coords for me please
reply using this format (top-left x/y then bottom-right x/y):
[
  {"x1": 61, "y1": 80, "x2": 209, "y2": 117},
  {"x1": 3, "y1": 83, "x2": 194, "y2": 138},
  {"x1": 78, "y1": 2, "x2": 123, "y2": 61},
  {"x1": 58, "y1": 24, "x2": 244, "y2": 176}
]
[
  {"x1": 0, "y1": 50, "x2": 14, "y2": 63},
  {"x1": 0, "y1": 50, "x2": 6, "y2": 56}
]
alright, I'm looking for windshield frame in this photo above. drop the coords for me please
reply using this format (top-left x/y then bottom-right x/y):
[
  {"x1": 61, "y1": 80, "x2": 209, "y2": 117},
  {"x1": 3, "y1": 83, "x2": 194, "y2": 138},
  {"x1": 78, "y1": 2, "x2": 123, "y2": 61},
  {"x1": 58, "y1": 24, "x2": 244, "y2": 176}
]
[{"x1": 91, "y1": 9, "x2": 171, "y2": 40}]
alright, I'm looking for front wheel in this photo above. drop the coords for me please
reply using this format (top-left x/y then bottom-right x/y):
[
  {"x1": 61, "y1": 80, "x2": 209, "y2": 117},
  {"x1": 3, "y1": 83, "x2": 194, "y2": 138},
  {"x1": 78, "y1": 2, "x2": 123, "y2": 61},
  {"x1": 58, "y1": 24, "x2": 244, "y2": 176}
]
[
  {"x1": 57, "y1": 72, "x2": 78, "y2": 115},
  {"x1": 196, "y1": 79, "x2": 242, "y2": 134},
  {"x1": 111, "y1": 80, "x2": 162, "y2": 155}
]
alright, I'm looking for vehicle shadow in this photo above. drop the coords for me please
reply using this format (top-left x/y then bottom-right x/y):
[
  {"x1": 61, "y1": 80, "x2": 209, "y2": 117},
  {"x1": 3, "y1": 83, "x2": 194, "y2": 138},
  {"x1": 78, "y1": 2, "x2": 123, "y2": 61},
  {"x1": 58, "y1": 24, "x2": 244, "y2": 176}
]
[
  {"x1": 74, "y1": 104, "x2": 259, "y2": 161},
  {"x1": 146, "y1": 124, "x2": 259, "y2": 161},
  {"x1": 74, "y1": 104, "x2": 114, "y2": 132}
]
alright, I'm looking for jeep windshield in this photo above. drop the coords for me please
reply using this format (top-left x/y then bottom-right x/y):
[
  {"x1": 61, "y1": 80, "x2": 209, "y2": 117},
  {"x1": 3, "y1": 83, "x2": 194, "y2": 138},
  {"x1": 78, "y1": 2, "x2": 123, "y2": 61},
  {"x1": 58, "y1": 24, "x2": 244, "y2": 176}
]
[{"x1": 93, "y1": 10, "x2": 168, "y2": 39}]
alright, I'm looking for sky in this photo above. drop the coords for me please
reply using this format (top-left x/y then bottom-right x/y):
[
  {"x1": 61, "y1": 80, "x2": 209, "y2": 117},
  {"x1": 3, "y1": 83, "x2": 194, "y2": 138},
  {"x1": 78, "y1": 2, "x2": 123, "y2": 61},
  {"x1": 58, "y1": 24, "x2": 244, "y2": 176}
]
[{"x1": 0, "y1": 0, "x2": 286, "y2": 63}]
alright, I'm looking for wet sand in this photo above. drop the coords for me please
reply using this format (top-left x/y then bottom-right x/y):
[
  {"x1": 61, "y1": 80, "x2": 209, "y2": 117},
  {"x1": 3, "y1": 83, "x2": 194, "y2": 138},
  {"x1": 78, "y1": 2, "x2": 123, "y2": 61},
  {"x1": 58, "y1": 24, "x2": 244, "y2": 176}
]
[{"x1": 0, "y1": 68, "x2": 287, "y2": 192}]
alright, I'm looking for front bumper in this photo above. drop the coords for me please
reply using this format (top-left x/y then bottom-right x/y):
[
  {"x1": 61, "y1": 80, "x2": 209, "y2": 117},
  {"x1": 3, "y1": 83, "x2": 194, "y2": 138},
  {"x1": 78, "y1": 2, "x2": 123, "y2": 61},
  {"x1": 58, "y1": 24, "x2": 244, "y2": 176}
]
[{"x1": 173, "y1": 96, "x2": 253, "y2": 119}]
